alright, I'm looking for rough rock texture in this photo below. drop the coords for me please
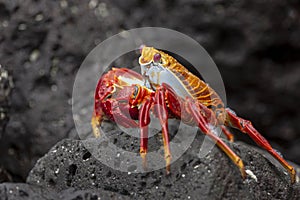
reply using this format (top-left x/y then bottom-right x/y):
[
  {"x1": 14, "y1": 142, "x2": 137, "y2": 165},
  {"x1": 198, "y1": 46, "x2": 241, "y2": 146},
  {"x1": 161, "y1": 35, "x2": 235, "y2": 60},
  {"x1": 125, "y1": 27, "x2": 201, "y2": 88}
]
[
  {"x1": 0, "y1": 65, "x2": 13, "y2": 138},
  {"x1": 0, "y1": 65, "x2": 13, "y2": 183},
  {"x1": 0, "y1": 183, "x2": 129, "y2": 200},
  {"x1": 26, "y1": 133, "x2": 300, "y2": 199}
]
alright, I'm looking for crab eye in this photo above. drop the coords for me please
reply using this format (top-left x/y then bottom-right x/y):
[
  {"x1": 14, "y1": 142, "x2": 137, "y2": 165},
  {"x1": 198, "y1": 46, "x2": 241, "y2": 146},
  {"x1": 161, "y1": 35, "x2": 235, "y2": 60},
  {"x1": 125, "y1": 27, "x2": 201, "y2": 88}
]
[{"x1": 153, "y1": 53, "x2": 161, "y2": 63}]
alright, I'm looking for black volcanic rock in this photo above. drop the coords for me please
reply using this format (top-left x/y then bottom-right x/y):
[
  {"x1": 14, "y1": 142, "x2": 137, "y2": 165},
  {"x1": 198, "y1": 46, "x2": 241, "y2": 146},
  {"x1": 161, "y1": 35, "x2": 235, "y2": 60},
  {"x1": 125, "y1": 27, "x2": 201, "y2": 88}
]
[
  {"x1": 0, "y1": 64, "x2": 13, "y2": 184},
  {"x1": 26, "y1": 132, "x2": 300, "y2": 199},
  {"x1": 0, "y1": 183, "x2": 129, "y2": 200},
  {"x1": 0, "y1": 65, "x2": 13, "y2": 137},
  {"x1": 0, "y1": 167, "x2": 12, "y2": 183}
]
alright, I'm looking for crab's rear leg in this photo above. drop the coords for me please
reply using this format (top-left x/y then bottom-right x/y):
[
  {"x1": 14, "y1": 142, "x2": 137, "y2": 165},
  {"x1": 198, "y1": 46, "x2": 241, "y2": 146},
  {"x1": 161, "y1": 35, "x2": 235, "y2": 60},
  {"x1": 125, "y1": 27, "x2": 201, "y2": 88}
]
[
  {"x1": 138, "y1": 87, "x2": 172, "y2": 172},
  {"x1": 225, "y1": 108, "x2": 296, "y2": 183},
  {"x1": 186, "y1": 99, "x2": 246, "y2": 179}
]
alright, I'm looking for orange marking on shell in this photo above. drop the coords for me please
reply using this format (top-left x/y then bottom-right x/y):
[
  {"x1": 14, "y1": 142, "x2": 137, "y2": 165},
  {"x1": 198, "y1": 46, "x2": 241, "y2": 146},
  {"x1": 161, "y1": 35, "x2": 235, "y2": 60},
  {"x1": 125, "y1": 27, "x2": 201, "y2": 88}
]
[{"x1": 140, "y1": 46, "x2": 226, "y2": 123}]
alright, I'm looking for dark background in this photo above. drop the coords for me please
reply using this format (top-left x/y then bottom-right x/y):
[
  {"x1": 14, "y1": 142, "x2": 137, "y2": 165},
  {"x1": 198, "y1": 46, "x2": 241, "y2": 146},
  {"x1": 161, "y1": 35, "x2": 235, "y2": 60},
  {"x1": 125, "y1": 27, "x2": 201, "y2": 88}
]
[{"x1": 0, "y1": 0, "x2": 299, "y2": 182}]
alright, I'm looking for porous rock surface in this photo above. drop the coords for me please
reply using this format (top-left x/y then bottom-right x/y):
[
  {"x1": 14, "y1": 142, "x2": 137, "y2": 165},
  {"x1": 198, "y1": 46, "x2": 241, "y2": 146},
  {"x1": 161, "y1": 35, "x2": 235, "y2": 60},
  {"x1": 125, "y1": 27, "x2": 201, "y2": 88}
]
[
  {"x1": 26, "y1": 131, "x2": 300, "y2": 199},
  {"x1": 0, "y1": 183, "x2": 129, "y2": 200}
]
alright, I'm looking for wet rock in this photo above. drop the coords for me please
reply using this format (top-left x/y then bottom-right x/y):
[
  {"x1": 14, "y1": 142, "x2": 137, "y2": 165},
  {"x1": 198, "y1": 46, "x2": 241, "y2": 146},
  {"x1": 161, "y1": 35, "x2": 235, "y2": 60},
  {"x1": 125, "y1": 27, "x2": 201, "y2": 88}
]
[
  {"x1": 0, "y1": 183, "x2": 129, "y2": 200},
  {"x1": 27, "y1": 132, "x2": 300, "y2": 199}
]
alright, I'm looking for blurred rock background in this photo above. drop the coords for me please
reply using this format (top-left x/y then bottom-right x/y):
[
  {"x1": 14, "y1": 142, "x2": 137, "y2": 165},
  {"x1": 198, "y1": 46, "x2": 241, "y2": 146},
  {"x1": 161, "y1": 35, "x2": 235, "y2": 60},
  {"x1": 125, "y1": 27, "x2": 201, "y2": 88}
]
[{"x1": 0, "y1": 0, "x2": 299, "y2": 183}]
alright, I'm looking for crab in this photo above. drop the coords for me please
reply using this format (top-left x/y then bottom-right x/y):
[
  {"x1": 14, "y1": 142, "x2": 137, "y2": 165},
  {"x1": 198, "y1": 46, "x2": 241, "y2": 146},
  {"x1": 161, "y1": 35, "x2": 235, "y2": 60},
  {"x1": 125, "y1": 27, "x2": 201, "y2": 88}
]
[{"x1": 91, "y1": 46, "x2": 296, "y2": 183}]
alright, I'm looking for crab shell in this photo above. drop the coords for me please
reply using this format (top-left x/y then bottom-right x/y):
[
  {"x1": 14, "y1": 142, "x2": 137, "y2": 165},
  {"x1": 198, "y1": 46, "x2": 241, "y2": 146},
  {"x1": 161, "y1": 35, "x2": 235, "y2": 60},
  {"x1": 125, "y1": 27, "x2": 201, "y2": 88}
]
[
  {"x1": 138, "y1": 47, "x2": 192, "y2": 99},
  {"x1": 138, "y1": 46, "x2": 226, "y2": 124}
]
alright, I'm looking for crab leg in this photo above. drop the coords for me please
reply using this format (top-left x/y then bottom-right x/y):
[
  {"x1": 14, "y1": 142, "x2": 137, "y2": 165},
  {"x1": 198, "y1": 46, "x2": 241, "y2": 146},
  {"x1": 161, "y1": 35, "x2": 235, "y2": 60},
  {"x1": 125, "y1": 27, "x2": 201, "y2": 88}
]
[
  {"x1": 225, "y1": 108, "x2": 296, "y2": 183},
  {"x1": 154, "y1": 87, "x2": 171, "y2": 173},
  {"x1": 139, "y1": 98, "x2": 152, "y2": 169},
  {"x1": 186, "y1": 99, "x2": 246, "y2": 179},
  {"x1": 91, "y1": 111, "x2": 103, "y2": 138},
  {"x1": 221, "y1": 125, "x2": 235, "y2": 142},
  {"x1": 187, "y1": 98, "x2": 235, "y2": 142}
]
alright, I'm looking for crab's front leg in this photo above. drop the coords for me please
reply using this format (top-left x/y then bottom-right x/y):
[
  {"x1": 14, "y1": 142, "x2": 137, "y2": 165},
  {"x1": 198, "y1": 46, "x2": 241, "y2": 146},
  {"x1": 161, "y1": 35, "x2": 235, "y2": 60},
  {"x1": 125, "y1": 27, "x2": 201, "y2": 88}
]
[
  {"x1": 225, "y1": 108, "x2": 296, "y2": 183},
  {"x1": 136, "y1": 84, "x2": 172, "y2": 172},
  {"x1": 153, "y1": 86, "x2": 172, "y2": 173},
  {"x1": 138, "y1": 98, "x2": 152, "y2": 169}
]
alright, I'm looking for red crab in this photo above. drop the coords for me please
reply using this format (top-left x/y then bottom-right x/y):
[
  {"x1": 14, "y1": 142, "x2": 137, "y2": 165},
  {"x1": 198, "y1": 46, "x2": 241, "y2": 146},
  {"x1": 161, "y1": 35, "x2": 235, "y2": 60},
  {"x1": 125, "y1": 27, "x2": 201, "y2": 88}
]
[{"x1": 91, "y1": 47, "x2": 296, "y2": 183}]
